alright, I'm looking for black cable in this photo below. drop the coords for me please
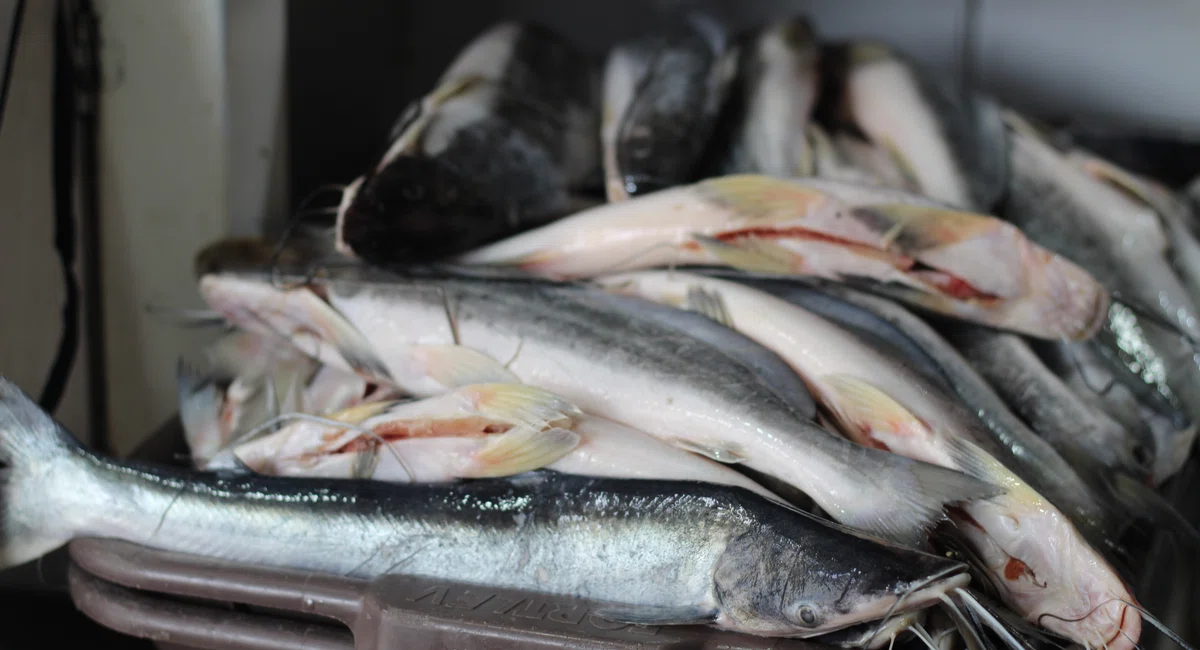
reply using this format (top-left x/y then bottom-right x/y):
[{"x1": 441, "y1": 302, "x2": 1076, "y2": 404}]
[
  {"x1": 38, "y1": 0, "x2": 82, "y2": 416},
  {"x1": 0, "y1": 1, "x2": 24, "y2": 122}
]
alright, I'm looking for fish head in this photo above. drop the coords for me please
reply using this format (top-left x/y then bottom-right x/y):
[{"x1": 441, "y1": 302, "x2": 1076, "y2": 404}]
[
  {"x1": 336, "y1": 155, "x2": 498, "y2": 265},
  {"x1": 955, "y1": 499, "x2": 1141, "y2": 650},
  {"x1": 714, "y1": 519, "x2": 968, "y2": 637}
]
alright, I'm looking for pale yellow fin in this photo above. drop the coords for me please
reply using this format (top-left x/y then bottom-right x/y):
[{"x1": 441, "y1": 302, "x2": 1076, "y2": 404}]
[
  {"x1": 942, "y1": 433, "x2": 1015, "y2": 488},
  {"x1": 693, "y1": 234, "x2": 796, "y2": 274},
  {"x1": 695, "y1": 174, "x2": 831, "y2": 221},
  {"x1": 351, "y1": 441, "x2": 383, "y2": 479},
  {"x1": 428, "y1": 74, "x2": 488, "y2": 106},
  {"x1": 459, "y1": 426, "x2": 581, "y2": 478},
  {"x1": 1071, "y1": 153, "x2": 1175, "y2": 214},
  {"x1": 416, "y1": 344, "x2": 520, "y2": 388},
  {"x1": 821, "y1": 374, "x2": 928, "y2": 443},
  {"x1": 467, "y1": 383, "x2": 583, "y2": 431},
  {"x1": 327, "y1": 400, "x2": 400, "y2": 425},
  {"x1": 671, "y1": 438, "x2": 746, "y2": 464},
  {"x1": 851, "y1": 203, "x2": 995, "y2": 252},
  {"x1": 805, "y1": 123, "x2": 841, "y2": 174},
  {"x1": 794, "y1": 133, "x2": 817, "y2": 177},
  {"x1": 878, "y1": 137, "x2": 923, "y2": 191}
]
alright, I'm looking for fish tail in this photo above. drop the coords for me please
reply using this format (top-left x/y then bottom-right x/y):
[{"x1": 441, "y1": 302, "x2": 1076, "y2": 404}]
[
  {"x1": 838, "y1": 445, "x2": 1005, "y2": 548},
  {"x1": 0, "y1": 376, "x2": 88, "y2": 569},
  {"x1": 176, "y1": 359, "x2": 226, "y2": 468}
]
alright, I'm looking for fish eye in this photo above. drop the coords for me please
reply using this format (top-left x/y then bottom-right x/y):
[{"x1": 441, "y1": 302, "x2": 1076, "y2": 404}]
[
  {"x1": 1130, "y1": 442, "x2": 1152, "y2": 468},
  {"x1": 794, "y1": 604, "x2": 820, "y2": 627}
]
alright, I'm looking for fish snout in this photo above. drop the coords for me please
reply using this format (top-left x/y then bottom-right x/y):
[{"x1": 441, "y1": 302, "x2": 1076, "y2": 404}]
[{"x1": 1068, "y1": 599, "x2": 1142, "y2": 650}]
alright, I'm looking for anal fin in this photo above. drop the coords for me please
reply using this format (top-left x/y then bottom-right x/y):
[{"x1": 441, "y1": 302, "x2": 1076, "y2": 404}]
[
  {"x1": 693, "y1": 234, "x2": 797, "y2": 275},
  {"x1": 459, "y1": 426, "x2": 581, "y2": 478}
]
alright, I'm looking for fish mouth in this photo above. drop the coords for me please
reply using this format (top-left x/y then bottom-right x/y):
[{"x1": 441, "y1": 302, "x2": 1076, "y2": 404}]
[
  {"x1": 861, "y1": 565, "x2": 970, "y2": 624},
  {"x1": 807, "y1": 564, "x2": 969, "y2": 638}
]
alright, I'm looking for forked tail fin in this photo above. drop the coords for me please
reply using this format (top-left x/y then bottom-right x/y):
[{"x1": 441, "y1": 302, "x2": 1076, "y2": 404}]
[{"x1": 0, "y1": 376, "x2": 86, "y2": 569}]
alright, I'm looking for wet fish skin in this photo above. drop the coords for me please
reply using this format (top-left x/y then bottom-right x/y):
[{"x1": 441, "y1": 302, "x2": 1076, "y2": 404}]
[
  {"x1": 1041, "y1": 341, "x2": 1178, "y2": 483},
  {"x1": 1001, "y1": 116, "x2": 1200, "y2": 473},
  {"x1": 695, "y1": 270, "x2": 1119, "y2": 540},
  {"x1": 609, "y1": 14, "x2": 738, "y2": 198},
  {"x1": 593, "y1": 270, "x2": 1140, "y2": 650},
  {"x1": 200, "y1": 264, "x2": 999, "y2": 547},
  {"x1": 336, "y1": 21, "x2": 600, "y2": 264},
  {"x1": 945, "y1": 326, "x2": 1154, "y2": 483},
  {"x1": 0, "y1": 377, "x2": 970, "y2": 637},
  {"x1": 1069, "y1": 149, "x2": 1200, "y2": 316},
  {"x1": 825, "y1": 41, "x2": 1008, "y2": 212},
  {"x1": 703, "y1": 16, "x2": 820, "y2": 178}
]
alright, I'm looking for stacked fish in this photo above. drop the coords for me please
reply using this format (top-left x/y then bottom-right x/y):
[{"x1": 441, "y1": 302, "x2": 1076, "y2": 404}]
[{"x1": 2, "y1": 14, "x2": 1199, "y2": 650}]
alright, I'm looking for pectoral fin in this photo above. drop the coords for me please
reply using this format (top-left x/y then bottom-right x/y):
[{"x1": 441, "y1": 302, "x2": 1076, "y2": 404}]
[
  {"x1": 693, "y1": 234, "x2": 796, "y2": 274},
  {"x1": 459, "y1": 426, "x2": 581, "y2": 478},
  {"x1": 415, "y1": 344, "x2": 520, "y2": 388},
  {"x1": 467, "y1": 383, "x2": 583, "y2": 431},
  {"x1": 591, "y1": 604, "x2": 719, "y2": 627},
  {"x1": 821, "y1": 374, "x2": 930, "y2": 447},
  {"x1": 696, "y1": 174, "x2": 832, "y2": 221},
  {"x1": 671, "y1": 438, "x2": 745, "y2": 464}
]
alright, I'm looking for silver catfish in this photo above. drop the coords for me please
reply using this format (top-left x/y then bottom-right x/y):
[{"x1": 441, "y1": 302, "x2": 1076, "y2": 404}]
[
  {"x1": 1000, "y1": 112, "x2": 1200, "y2": 478},
  {"x1": 0, "y1": 377, "x2": 972, "y2": 638},
  {"x1": 592, "y1": 270, "x2": 1140, "y2": 650},
  {"x1": 198, "y1": 263, "x2": 998, "y2": 547},
  {"x1": 944, "y1": 327, "x2": 1154, "y2": 484}
]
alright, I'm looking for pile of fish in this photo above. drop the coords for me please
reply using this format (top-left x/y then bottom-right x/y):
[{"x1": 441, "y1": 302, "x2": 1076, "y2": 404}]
[{"x1": 4, "y1": 12, "x2": 1200, "y2": 650}]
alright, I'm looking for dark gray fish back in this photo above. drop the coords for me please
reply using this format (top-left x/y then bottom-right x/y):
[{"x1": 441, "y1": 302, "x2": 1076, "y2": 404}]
[
  {"x1": 340, "y1": 22, "x2": 599, "y2": 265},
  {"x1": 615, "y1": 18, "x2": 735, "y2": 196},
  {"x1": 572, "y1": 288, "x2": 818, "y2": 420}
]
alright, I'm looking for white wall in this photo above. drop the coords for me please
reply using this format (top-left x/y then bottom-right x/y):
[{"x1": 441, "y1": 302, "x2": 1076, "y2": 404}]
[{"x1": 0, "y1": 0, "x2": 91, "y2": 441}]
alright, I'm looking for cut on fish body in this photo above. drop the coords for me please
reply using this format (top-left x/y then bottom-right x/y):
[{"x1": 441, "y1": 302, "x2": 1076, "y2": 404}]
[{"x1": 458, "y1": 173, "x2": 1108, "y2": 341}]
